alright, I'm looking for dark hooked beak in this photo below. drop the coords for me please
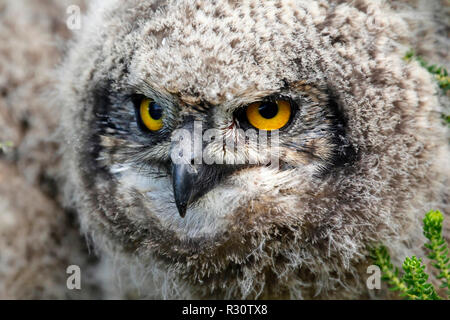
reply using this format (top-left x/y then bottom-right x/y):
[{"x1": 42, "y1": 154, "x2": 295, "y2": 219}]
[
  {"x1": 171, "y1": 162, "x2": 198, "y2": 218},
  {"x1": 171, "y1": 161, "x2": 236, "y2": 218},
  {"x1": 170, "y1": 117, "x2": 237, "y2": 218}
]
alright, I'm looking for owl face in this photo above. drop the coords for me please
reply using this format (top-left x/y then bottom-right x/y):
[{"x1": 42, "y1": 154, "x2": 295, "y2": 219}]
[
  {"x1": 64, "y1": 0, "x2": 351, "y2": 234},
  {"x1": 60, "y1": 0, "x2": 443, "y2": 297}
]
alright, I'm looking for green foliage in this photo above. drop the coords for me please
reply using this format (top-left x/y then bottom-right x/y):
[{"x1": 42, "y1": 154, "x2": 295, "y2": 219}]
[
  {"x1": 404, "y1": 49, "x2": 450, "y2": 94},
  {"x1": 442, "y1": 114, "x2": 450, "y2": 125},
  {"x1": 404, "y1": 50, "x2": 450, "y2": 126},
  {"x1": 371, "y1": 246, "x2": 411, "y2": 298},
  {"x1": 401, "y1": 256, "x2": 441, "y2": 300},
  {"x1": 0, "y1": 141, "x2": 13, "y2": 153},
  {"x1": 423, "y1": 210, "x2": 450, "y2": 292},
  {"x1": 371, "y1": 210, "x2": 449, "y2": 300}
]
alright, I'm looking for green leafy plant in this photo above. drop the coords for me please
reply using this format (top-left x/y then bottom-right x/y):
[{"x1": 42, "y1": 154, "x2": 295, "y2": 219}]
[
  {"x1": 404, "y1": 50, "x2": 450, "y2": 126},
  {"x1": 0, "y1": 141, "x2": 13, "y2": 153},
  {"x1": 423, "y1": 210, "x2": 450, "y2": 292},
  {"x1": 371, "y1": 246, "x2": 412, "y2": 298},
  {"x1": 442, "y1": 114, "x2": 450, "y2": 125},
  {"x1": 401, "y1": 256, "x2": 441, "y2": 300},
  {"x1": 404, "y1": 50, "x2": 450, "y2": 94},
  {"x1": 371, "y1": 210, "x2": 449, "y2": 300}
]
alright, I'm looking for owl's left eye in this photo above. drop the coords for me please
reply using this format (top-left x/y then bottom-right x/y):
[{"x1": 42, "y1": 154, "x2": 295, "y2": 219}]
[
  {"x1": 138, "y1": 98, "x2": 164, "y2": 132},
  {"x1": 240, "y1": 99, "x2": 292, "y2": 131}
]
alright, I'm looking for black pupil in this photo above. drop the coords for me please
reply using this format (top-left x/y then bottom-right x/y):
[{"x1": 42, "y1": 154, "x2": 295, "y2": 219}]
[
  {"x1": 258, "y1": 102, "x2": 279, "y2": 119},
  {"x1": 149, "y1": 102, "x2": 163, "y2": 120}
]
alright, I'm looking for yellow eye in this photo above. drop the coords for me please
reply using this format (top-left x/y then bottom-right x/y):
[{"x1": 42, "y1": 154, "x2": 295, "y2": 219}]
[
  {"x1": 245, "y1": 99, "x2": 292, "y2": 130},
  {"x1": 139, "y1": 98, "x2": 164, "y2": 131}
]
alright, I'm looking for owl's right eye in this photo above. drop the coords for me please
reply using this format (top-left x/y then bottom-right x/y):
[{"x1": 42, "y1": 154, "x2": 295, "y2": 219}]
[{"x1": 138, "y1": 98, "x2": 164, "y2": 132}]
